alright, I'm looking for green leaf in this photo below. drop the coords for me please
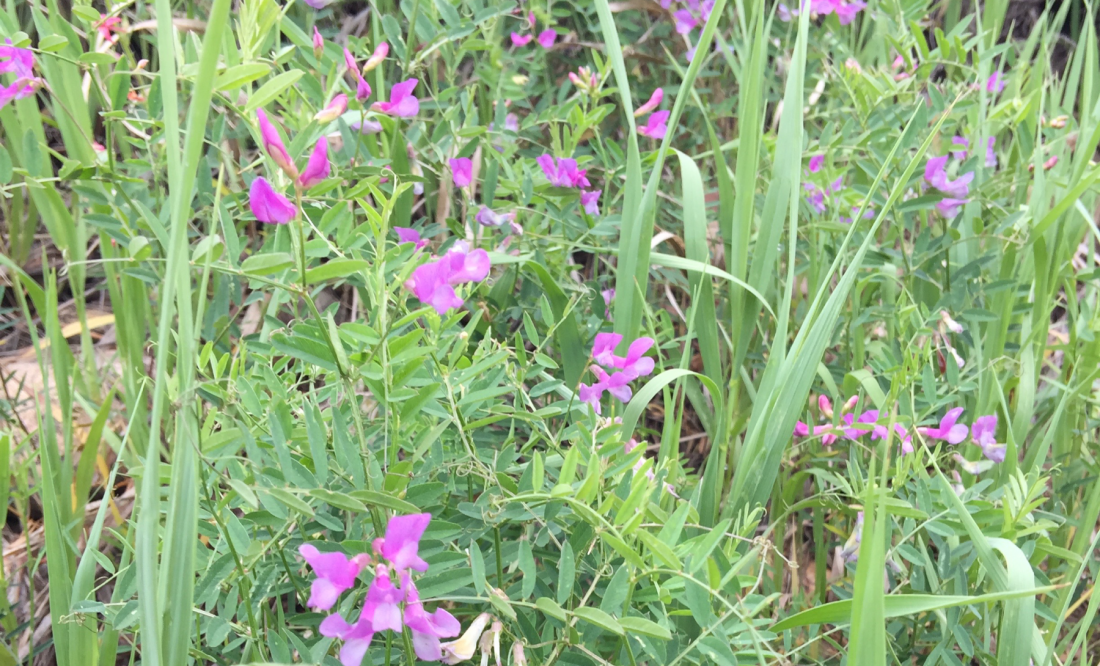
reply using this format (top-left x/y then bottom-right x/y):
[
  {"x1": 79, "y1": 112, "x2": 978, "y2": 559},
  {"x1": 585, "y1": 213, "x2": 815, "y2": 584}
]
[
  {"x1": 244, "y1": 70, "x2": 306, "y2": 115},
  {"x1": 573, "y1": 607, "x2": 624, "y2": 636},
  {"x1": 557, "y1": 541, "x2": 575, "y2": 605},
  {"x1": 216, "y1": 63, "x2": 272, "y2": 91},
  {"x1": 309, "y1": 489, "x2": 367, "y2": 513},
  {"x1": 304, "y1": 258, "x2": 369, "y2": 284},
  {"x1": 242, "y1": 252, "x2": 294, "y2": 276},
  {"x1": 619, "y1": 616, "x2": 672, "y2": 640},
  {"x1": 348, "y1": 489, "x2": 421, "y2": 514},
  {"x1": 536, "y1": 597, "x2": 567, "y2": 622},
  {"x1": 39, "y1": 35, "x2": 70, "y2": 52}
]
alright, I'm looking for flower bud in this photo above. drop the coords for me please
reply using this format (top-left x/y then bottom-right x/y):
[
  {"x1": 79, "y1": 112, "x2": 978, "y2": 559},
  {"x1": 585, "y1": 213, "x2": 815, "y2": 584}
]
[
  {"x1": 818, "y1": 394, "x2": 834, "y2": 419},
  {"x1": 257, "y1": 109, "x2": 298, "y2": 180},
  {"x1": 364, "y1": 42, "x2": 389, "y2": 72},
  {"x1": 312, "y1": 26, "x2": 324, "y2": 60},
  {"x1": 313, "y1": 93, "x2": 347, "y2": 124},
  {"x1": 512, "y1": 643, "x2": 527, "y2": 666}
]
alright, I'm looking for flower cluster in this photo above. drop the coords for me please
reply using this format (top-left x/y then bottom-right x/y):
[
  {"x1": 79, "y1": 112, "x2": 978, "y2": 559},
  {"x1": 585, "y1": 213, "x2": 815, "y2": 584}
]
[
  {"x1": 537, "y1": 155, "x2": 601, "y2": 217},
  {"x1": 778, "y1": 0, "x2": 867, "y2": 24},
  {"x1": 0, "y1": 40, "x2": 39, "y2": 111},
  {"x1": 510, "y1": 12, "x2": 555, "y2": 49},
  {"x1": 635, "y1": 88, "x2": 669, "y2": 140},
  {"x1": 403, "y1": 241, "x2": 491, "y2": 315},
  {"x1": 924, "y1": 153, "x2": 974, "y2": 218},
  {"x1": 301, "y1": 514, "x2": 463, "y2": 666},
  {"x1": 803, "y1": 154, "x2": 874, "y2": 221},
  {"x1": 792, "y1": 397, "x2": 1006, "y2": 465},
  {"x1": 578, "y1": 333, "x2": 656, "y2": 413},
  {"x1": 249, "y1": 109, "x2": 332, "y2": 224}
]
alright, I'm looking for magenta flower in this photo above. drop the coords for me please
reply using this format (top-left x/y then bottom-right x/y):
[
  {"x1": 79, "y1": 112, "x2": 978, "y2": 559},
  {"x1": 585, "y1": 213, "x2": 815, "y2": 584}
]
[
  {"x1": 986, "y1": 72, "x2": 1004, "y2": 93},
  {"x1": 673, "y1": 9, "x2": 697, "y2": 33},
  {"x1": 373, "y1": 79, "x2": 420, "y2": 117},
  {"x1": 527, "y1": 11, "x2": 536, "y2": 27},
  {"x1": 320, "y1": 614, "x2": 376, "y2": 666},
  {"x1": 700, "y1": 0, "x2": 716, "y2": 21},
  {"x1": 581, "y1": 189, "x2": 601, "y2": 215},
  {"x1": 395, "y1": 227, "x2": 428, "y2": 250},
  {"x1": 511, "y1": 32, "x2": 533, "y2": 46},
  {"x1": 829, "y1": 176, "x2": 845, "y2": 193},
  {"x1": 475, "y1": 207, "x2": 516, "y2": 229},
  {"x1": 249, "y1": 177, "x2": 297, "y2": 224},
  {"x1": 601, "y1": 289, "x2": 614, "y2": 318},
  {"x1": 537, "y1": 155, "x2": 590, "y2": 188},
  {"x1": 835, "y1": 0, "x2": 865, "y2": 24},
  {"x1": 660, "y1": 0, "x2": 673, "y2": 7},
  {"x1": 302, "y1": 0, "x2": 327, "y2": 7},
  {"x1": 450, "y1": 157, "x2": 473, "y2": 188},
  {"x1": 805, "y1": 185, "x2": 827, "y2": 214},
  {"x1": 985, "y1": 137, "x2": 997, "y2": 168},
  {"x1": 924, "y1": 155, "x2": 974, "y2": 198},
  {"x1": 936, "y1": 197, "x2": 968, "y2": 218},
  {"x1": 951, "y1": 136, "x2": 968, "y2": 160},
  {"x1": 298, "y1": 138, "x2": 331, "y2": 189},
  {"x1": 917, "y1": 407, "x2": 969, "y2": 444},
  {"x1": 362, "y1": 565, "x2": 405, "y2": 632},
  {"x1": 638, "y1": 110, "x2": 670, "y2": 140},
  {"x1": 402, "y1": 573, "x2": 462, "y2": 661},
  {"x1": 313, "y1": 27, "x2": 324, "y2": 54},
  {"x1": 635, "y1": 88, "x2": 663, "y2": 117},
  {"x1": 537, "y1": 29, "x2": 556, "y2": 48},
  {"x1": 257, "y1": 109, "x2": 298, "y2": 179},
  {"x1": 376, "y1": 512, "x2": 431, "y2": 572},
  {"x1": 298, "y1": 544, "x2": 367, "y2": 610},
  {"x1": 404, "y1": 244, "x2": 491, "y2": 314},
  {"x1": 579, "y1": 333, "x2": 656, "y2": 412},
  {"x1": 96, "y1": 15, "x2": 122, "y2": 41},
  {"x1": 971, "y1": 415, "x2": 1005, "y2": 462},
  {"x1": 313, "y1": 94, "x2": 348, "y2": 125},
  {"x1": 364, "y1": 42, "x2": 389, "y2": 72},
  {"x1": 808, "y1": 155, "x2": 824, "y2": 173}
]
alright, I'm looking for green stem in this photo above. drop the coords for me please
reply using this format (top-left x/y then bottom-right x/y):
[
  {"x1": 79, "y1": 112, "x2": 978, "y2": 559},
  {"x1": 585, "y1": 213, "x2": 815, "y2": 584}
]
[
  {"x1": 404, "y1": 0, "x2": 423, "y2": 71},
  {"x1": 494, "y1": 527, "x2": 504, "y2": 587}
]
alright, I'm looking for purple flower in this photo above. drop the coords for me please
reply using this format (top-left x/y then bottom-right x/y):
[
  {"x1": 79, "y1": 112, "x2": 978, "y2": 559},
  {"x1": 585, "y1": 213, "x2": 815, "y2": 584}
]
[
  {"x1": 475, "y1": 207, "x2": 516, "y2": 229},
  {"x1": 375, "y1": 513, "x2": 431, "y2": 572},
  {"x1": 634, "y1": 88, "x2": 663, "y2": 117},
  {"x1": 810, "y1": 0, "x2": 837, "y2": 14},
  {"x1": 504, "y1": 113, "x2": 520, "y2": 132},
  {"x1": 936, "y1": 197, "x2": 968, "y2": 217},
  {"x1": 581, "y1": 189, "x2": 601, "y2": 215},
  {"x1": 673, "y1": 9, "x2": 697, "y2": 34},
  {"x1": 355, "y1": 73, "x2": 372, "y2": 103},
  {"x1": 298, "y1": 545, "x2": 366, "y2": 610},
  {"x1": 986, "y1": 72, "x2": 1004, "y2": 93},
  {"x1": 835, "y1": 0, "x2": 865, "y2": 24},
  {"x1": 924, "y1": 155, "x2": 974, "y2": 198},
  {"x1": 840, "y1": 512, "x2": 863, "y2": 562},
  {"x1": 917, "y1": 407, "x2": 969, "y2": 444},
  {"x1": 373, "y1": 79, "x2": 419, "y2": 117},
  {"x1": 351, "y1": 118, "x2": 384, "y2": 135},
  {"x1": 302, "y1": 0, "x2": 327, "y2": 7},
  {"x1": 686, "y1": 45, "x2": 697, "y2": 63},
  {"x1": 700, "y1": 0, "x2": 716, "y2": 21},
  {"x1": 402, "y1": 573, "x2": 462, "y2": 661},
  {"x1": 951, "y1": 136, "x2": 969, "y2": 160},
  {"x1": 537, "y1": 155, "x2": 590, "y2": 188},
  {"x1": 829, "y1": 176, "x2": 845, "y2": 193},
  {"x1": 320, "y1": 614, "x2": 376, "y2": 666},
  {"x1": 298, "y1": 138, "x2": 331, "y2": 189},
  {"x1": 971, "y1": 414, "x2": 1005, "y2": 462},
  {"x1": 591, "y1": 332, "x2": 655, "y2": 379},
  {"x1": 777, "y1": 3, "x2": 793, "y2": 21},
  {"x1": 805, "y1": 185, "x2": 827, "y2": 214},
  {"x1": 450, "y1": 157, "x2": 473, "y2": 188},
  {"x1": 659, "y1": 0, "x2": 673, "y2": 7},
  {"x1": 249, "y1": 177, "x2": 297, "y2": 224},
  {"x1": 985, "y1": 137, "x2": 997, "y2": 168},
  {"x1": 257, "y1": 109, "x2": 298, "y2": 179},
  {"x1": 601, "y1": 289, "x2": 614, "y2": 318},
  {"x1": 511, "y1": 32, "x2": 532, "y2": 46},
  {"x1": 362, "y1": 565, "x2": 405, "y2": 633},
  {"x1": 638, "y1": 110, "x2": 670, "y2": 140},
  {"x1": 0, "y1": 40, "x2": 35, "y2": 79},
  {"x1": 808, "y1": 155, "x2": 824, "y2": 173},
  {"x1": 395, "y1": 227, "x2": 428, "y2": 250},
  {"x1": 314, "y1": 93, "x2": 348, "y2": 124},
  {"x1": 404, "y1": 244, "x2": 491, "y2": 314},
  {"x1": 537, "y1": 29, "x2": 556, "y2": 48}
]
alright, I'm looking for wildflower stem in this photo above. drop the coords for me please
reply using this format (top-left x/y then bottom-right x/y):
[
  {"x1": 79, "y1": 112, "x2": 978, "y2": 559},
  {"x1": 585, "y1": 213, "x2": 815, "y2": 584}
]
[
  {"x1": 494, "y1": 527, "x2": 504, "y2": 586},
  {"x1": 401, "y1": 624, "x2": 418, "y2": 666}
]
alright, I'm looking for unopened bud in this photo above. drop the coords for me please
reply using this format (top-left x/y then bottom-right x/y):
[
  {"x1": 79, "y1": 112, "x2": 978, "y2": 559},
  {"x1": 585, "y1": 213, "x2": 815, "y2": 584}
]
[
  {"x1": 512, "y1": 643, "x2": 527, "y2": 666},
  {"x1": 818, "y1": 394, "x2": 834, "y2": 419},
  {"x1": 364, "y1": 42, "x2": 389, "y2": 72},
  {"x1": 312, "y1": 26, "x2": 324, "y2": 60},
  {"x1": 1049, "y1": 115, "x2": 1068, "y2": 129},
  {"x1": 313, "y1": 93, "x2": 347, "y2": 124},
  {"x1": 841, "y1": 395, "x2": 859, "y2": 414}
]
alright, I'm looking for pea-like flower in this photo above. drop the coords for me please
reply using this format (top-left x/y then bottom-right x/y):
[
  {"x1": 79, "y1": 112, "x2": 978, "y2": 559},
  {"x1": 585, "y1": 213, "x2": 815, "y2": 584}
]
[
  {"x1": 257, "y1": 109, "x2": 298, "y2": 179},
  {"x1": 373, "y1": 79, "x2": 420, "y2": 117},
  {"x1": 580, "y1": 189, "x2": 601, "y2": 215},
  {"x1": 298, "y1": 544, "x2": 369, "y2": 610},
  {"x1": 248, "y1": 177, "x2": 297, "y2": 224},
  {"x1": 917, "y1": 407, "x2": 969, "y2": 444},
  {"x1": 537, "y1": 155, "x2": 590, "y2": 188},
  {"x1": 510, "y1": 32, "x2": 533, "y2": 46},
  {"x1": 313, "y1": 94, "x2": 347, "y2": 124},
  {"x1": 364, "y1": 42, "x2": 389, "y2": 72},
  {"x1": 537, "y1": 29, "x2": 556, "y2": 48},
  {"x1": 298, "y1": 138, "x2": 331, "y2": 189},
  {"x1": 637, "y1": 110, "x2": 670, "y2": 140},
  {"x1": 634, "y1": 88, "x2": 663, "y2": 117},
  {"x1": 450, "y1": 157, "x2": 473, "y2": 188},
  {"x1": 404, "y1": 243, "x2": 491, "y2": 314},
  {"x1": 970, "y1": 414, "x2": 1005, "y2": 462},
  {"x1": 395, "y1": 227, "x2": 429, "y2": 251}
]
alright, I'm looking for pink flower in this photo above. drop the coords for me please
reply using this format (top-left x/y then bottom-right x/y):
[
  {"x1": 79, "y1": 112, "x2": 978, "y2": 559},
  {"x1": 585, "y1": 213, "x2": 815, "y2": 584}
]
[
  {"x1": 298, "y1": 544, "x2": 367, "y2": 610},
  {"x1": 635, "y1": 88, "x2": 663, "y2": 117},
  {"x1": 818, "y1": 395, "x2": 834, "y2": 418},
  {"x1": 986, "y1": 72, "x2": 1004, "y2": 93},
  {"x1": 320, "y1": 614, "x2": 376, "y2": 666},
  {"x1": 580, "y1": 189, "x2": 601, "y2": 215},
  {"x1": 591, "y1": 332, "x2": 655, "y2": 378},
  {"x1": 805, "y1": 185, "x2": 827, "y2": 214},
  {"x1": 528, "y1": 11, "x2": 536, "y2": 28},
  {"x1": 249, "y1": 177, "x2": 297, "y2": 224},
  {"x1": 450, "y1": 157, "x2": 473, "y2": 187},
  {"x1": 373, "y1": 79, "x2": 419, "y2": 117},
  {"x1": 395, "y1": 227, "x2": 428, "y2": 250},
  {"x1": 298, "y1": 138, "x2": 331, "y2": 189},
  {"x1": 402, "y1": 573, "x2": 462, "y2": 661},
  {"x1": 637, "y1": 110, "x2": 669, "y2": 140},
  {"x1": 0, "y1": 39, "x2": 34, "y2": 79},
  {"x1": 475, "y1": 207, "x2": 516, "y2": 228},
  {"x1": 404, "y1": 244, "x2": 491, "y2": 314},
  {"x1": 396, "y1": 226, "x2": 429, "y2": 250},
  {"x1": 985, "y1": 137, "x2": 997, "y2": 168},
  {"x1": 793, "y1": 421, "x2": 810, "y2": 437},
  {"x1": 810, "y1": 0, "x2": 836, "y2": 14},
  {"x1": 313, "y1": 27, "x2": 324, "y2": 58},
  {"x1": 700, "y1": 0, "x2": 715, "y2": 21},
  {"x1": 343, "y1": 49, "x2": 372, "y2": 103},
  {"x1": 302, "y1": 0, "x2": 327, "y2": 7},
  {"x1": 313, "y1": 93, "x2": 348, "y2": 124},
  {"x1": 936, "y1": 197, "x2": 968, "y2": 217},
  {"x1": 375, "y1": 513, "x2": 431, "y2": 572},
  {"x1": 924, "y1": 155, "x2": 973, "y2": 198},
  {"x1": 829, "y1": 176, "x2": 845, "y2": 193},
  {"x1": 835, "y1": 0, "x2": 865, "y2": 25},
  {"x1": 537, "y1": 29, "x2": 556, "y2": 48},
  {"x1": 951, "y1": 136, "x2": 968, "y2": 160},
  {"x1": 362, "y1": 566, "x2": 405, "y2": 633},
  {"x1": 257, "y1": 109, "x2": 298, "y2": 179},
  {"x1": 97, "y1": 15, "x2": 122, "y2": 40},
  {"x1": 808, "y1": 155, "x2": 824, "y2": 173},
  {"x1": 537, "y1": 155, "x2": 590, "y2": 188},
  {"x1": 364, "y1": 42, "x2": 389, "y2": 72},
  {"x1": 917, "y1": 407, "x2": 969, "y2": 444},
  {"x1": 511, "y1": 32, "x2": 533, "y2": 46},
  {"x1": 504, "y1": 114, "x2": 520, "y2": 132},
  {"x1": 343, "y1": 47, "x2": 358, "y2": 74},
  {"x1": 673, "y1": 9, "x2": 697, "y2": 34},
  {"x1": 971, "y1": 415, "x2": 1005, "y2": 462},
  {"x1": 660, "y1": 0, "x2": 673, "y2": 7}
]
